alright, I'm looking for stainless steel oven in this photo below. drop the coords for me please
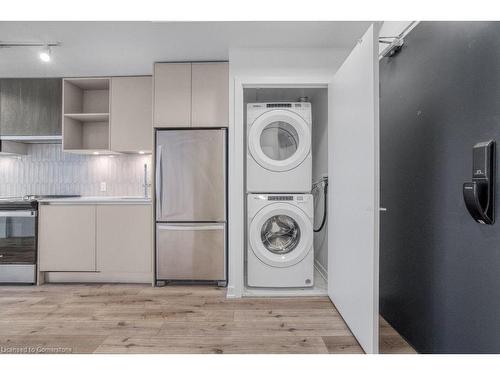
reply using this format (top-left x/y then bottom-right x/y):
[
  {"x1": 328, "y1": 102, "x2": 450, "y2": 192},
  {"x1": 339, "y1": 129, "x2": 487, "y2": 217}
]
[{"x1": 0, "y1": 202, "x2": 37, "y2": 284}]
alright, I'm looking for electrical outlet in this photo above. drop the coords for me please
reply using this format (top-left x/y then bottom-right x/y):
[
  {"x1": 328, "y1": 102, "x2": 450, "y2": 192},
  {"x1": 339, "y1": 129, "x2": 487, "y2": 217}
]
[{"x1": 100, "y1": 182, "x2": 107, "y2": 192}]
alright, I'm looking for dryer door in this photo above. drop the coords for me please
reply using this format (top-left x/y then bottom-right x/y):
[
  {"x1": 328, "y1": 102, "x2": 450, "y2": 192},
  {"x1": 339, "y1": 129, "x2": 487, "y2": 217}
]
[
  {"x1": 249, "y1": 203, "x2": 312, "y2": 268},
  {"x1": 248, "y1": 110, "x2": 311, "y2": 172}
]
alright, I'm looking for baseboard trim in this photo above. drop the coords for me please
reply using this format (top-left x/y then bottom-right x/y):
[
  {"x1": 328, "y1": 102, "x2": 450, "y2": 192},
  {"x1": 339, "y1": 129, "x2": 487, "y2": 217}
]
[
  {"x1": 226, "y1": 284, "x2": 241, "y2": 299},
  {"x1": 44, "y1": 271, "x2": 152, "y2": 284}
]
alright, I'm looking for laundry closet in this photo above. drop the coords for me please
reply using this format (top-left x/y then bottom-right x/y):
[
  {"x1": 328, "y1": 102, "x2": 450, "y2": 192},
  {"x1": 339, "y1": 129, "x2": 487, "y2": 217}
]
[
  {"x1": 242, "y1": 87, "x2": 329, "y2": 297},
  {"x1": 229, "y1": 24, "x2": 380, "y2": 353}
]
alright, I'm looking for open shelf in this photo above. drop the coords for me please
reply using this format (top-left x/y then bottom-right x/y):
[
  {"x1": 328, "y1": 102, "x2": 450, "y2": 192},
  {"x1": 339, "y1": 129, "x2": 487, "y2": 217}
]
[
  {"x1": 63, "y1": 77, "x2": 111, "y2": 153},
  {"x1": 64, "y1": 113, "x2": 109, "y2": 122}
]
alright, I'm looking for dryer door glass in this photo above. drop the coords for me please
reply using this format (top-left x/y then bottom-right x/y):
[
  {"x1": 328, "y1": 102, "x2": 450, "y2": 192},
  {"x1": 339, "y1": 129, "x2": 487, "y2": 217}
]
[
  {"x1": 260, "y1": 215, "x2": 301, "y2": 254},
  {"x1": 260, "y1": 121, "x2": 299, "y2": 161}
]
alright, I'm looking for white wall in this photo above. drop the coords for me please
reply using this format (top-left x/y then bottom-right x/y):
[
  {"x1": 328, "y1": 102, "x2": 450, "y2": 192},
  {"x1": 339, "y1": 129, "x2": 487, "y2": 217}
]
[
  {"x1": 229, "y1": 47, "x2": 350, "y2": 79},
  {"x1": 227, "y1": 47, "x2": 352, "y2": 297}
]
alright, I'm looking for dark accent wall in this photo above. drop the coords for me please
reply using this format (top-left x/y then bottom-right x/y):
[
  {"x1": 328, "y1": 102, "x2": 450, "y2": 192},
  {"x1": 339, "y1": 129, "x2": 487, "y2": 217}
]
[{"x1": 380, "y1": 22, "x2": 500, "y2": 354}]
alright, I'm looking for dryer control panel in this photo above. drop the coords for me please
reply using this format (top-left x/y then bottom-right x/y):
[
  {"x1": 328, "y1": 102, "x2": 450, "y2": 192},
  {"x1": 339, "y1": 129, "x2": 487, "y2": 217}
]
[
  {"x1": 267, "y1": 196, "x2": 293, "y2": 201},
  {"x1": 264, "y1": 195, "x2": 311, "y2": 202}
]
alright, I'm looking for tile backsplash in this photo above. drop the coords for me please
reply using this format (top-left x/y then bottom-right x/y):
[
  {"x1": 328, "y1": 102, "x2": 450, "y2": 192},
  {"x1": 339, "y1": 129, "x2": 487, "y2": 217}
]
[{"x1": 0, "y1": 144, "x2": 152, "y2": 197}]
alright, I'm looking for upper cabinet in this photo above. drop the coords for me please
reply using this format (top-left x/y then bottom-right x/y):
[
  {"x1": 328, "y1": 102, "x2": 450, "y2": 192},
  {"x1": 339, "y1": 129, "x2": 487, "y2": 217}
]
[
  {"x1": 63, "y1": 76, "x2": 153, "y2": 154},
  {"x1": 0, "y1": 78, "x2": 62, "y2": 137},
  {"x1": 110, "y1": 76, "x2": 152, "y2": 152},
  {"x1": 154, "y1": 62, "x2": 228, "y2": 128},
  {"x1": 191, "y1": 63, "x2": 229, "y2": 127},
  {"x1": 154, "y1": 63, "x2": 191, "y2": 128}
]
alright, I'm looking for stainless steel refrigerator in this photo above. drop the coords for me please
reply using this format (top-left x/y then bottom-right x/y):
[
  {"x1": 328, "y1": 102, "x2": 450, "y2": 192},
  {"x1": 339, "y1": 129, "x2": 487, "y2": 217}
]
[{"x1": 155, "y1": 128, "x2": 226, "y2": 285}]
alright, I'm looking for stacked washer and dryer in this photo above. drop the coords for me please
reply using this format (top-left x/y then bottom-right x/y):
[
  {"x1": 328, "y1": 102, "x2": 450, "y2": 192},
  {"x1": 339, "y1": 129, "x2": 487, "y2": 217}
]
[{"x1": 246, "y1": 102, "x2": 314, "y2": 288}]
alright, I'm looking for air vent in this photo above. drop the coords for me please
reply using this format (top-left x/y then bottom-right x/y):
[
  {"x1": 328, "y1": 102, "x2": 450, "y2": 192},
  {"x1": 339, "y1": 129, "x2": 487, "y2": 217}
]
[
  {"x1": 268, "y1": 196, "x2": 293, "y2": 201},
  {"x1": 266, "y1": 103, "x2": 292, "y2": 108}
]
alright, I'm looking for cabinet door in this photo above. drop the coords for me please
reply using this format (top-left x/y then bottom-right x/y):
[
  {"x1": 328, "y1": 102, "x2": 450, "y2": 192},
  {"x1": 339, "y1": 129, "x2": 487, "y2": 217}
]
[
  {"x1": 39, "y1": 205, "x2": 96, "y2": 271},
  {"x1": 110, "y1": 76, "x2": 152, "y2": 152},
  {"x1": 0, "y1": 78, "x2": 62, "y2": 136},
  {"x1": 153, "y1": 63, "x2": 191, "y2": 128},
  {"x1": 96, "y1": 205, "x2": 152, "y2": 273},
  {"x1": 191, "y1": 62, "x2": 229, "y2": 127}
]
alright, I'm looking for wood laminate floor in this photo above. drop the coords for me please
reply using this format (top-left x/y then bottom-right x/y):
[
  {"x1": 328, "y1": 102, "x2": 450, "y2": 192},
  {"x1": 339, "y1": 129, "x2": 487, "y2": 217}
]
[{"x1": 0, "y1": 284, "x2": 416, "y2": 354}]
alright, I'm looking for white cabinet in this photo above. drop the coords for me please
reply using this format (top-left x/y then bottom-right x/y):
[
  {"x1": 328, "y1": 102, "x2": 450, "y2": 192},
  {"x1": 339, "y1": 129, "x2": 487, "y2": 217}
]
[
  {"x1": 154, "y1": 63, "x2": 191, "y2": 128},
  {"x1": 96, "y1": 205, "x2": 152, "y2": 273},
  {"x1": 39, "y1": 203, "x2": 152, "y2": 281},
  {"x1": 153, "y1": 62, "x2": 228, "y2": 128},
  {"x1": 110, "y1": 76, "x2": 153, "y2": 152},
  {"x1": 39, "y1": 205, "x2": 96, "y2": 272},
  {"x1": 191, "y1": 62, "x2": 229, "y2": 127}
]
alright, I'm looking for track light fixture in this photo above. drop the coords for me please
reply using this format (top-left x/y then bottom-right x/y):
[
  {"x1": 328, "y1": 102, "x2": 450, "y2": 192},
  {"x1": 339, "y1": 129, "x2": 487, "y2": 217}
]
[
  {"x1": 39, "y1": 45, "x2": 51, "y2": 62},
  {"x1": 0, "y1": 41, "x2": 59, "y2": 63}
]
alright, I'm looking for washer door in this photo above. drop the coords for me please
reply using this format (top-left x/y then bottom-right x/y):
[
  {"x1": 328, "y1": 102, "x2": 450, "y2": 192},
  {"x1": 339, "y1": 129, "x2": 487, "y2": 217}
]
[
  {"x1": 250, "y1": 203, "x2": 312, "y2": 268},
  {"x1": 249, "y1": 110, "x2": 311, "y2": 172}
]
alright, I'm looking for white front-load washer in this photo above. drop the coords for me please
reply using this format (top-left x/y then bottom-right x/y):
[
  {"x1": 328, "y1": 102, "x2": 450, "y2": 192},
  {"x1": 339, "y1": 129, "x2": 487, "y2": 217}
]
[
  {"x1": 247, "y1": 102, "x2": 312, "y2": 193},
  {"x1": 247, "y1": 193, "x2": 314, "y2": 288}
]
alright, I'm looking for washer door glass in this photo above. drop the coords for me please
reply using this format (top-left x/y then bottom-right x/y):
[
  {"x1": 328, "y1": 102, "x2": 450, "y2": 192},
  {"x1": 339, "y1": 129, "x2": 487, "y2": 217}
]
[
  {"x1": 260, "y1": 121, "x2": 299, "y2": 161},
  {"x1": 260, "y1": 214, "x2": 301, "y2": 255}
]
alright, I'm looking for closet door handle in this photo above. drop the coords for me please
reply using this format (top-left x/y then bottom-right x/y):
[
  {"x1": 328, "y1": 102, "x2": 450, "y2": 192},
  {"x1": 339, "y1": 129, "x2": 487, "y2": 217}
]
[
  {"x1": 463, "y1": 181, "x2": 493, "y2": 225},
  {"x1": 463, "y1": 140, "x2": 495, "y2": 225}
]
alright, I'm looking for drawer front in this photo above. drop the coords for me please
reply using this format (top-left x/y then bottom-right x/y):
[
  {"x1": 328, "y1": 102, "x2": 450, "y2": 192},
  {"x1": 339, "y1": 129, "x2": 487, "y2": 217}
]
[{"x1": 156, "y1": 223, "x2": 225, "y2": 280}]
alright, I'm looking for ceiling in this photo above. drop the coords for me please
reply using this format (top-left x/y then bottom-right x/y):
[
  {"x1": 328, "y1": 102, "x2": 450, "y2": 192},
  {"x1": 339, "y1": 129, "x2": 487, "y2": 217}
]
[{"x1": 0, "y1": 21, "x2": 371, "y2": 77}]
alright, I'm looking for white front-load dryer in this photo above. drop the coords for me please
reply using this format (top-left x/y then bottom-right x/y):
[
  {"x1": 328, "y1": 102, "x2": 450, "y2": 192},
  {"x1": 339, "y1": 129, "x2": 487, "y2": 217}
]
[
  {"x1": 247, "y1": 103, "x2": 312, "y2": 193},
  {"x1": 247, "y1": 194, "x2": 314, "y2": 288}
]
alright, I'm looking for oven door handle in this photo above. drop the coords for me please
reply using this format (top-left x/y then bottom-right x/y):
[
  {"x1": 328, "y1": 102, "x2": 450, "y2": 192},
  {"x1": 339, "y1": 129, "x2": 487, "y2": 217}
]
[{"x1": 0, "y1": 211, "x2": 37, "y2": 217}]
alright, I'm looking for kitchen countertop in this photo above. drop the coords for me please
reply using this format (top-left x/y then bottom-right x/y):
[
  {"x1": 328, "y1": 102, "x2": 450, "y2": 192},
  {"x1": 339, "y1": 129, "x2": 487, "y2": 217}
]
[{"x1": 38, "y1": 196, "x2": 152, "y2": 205}]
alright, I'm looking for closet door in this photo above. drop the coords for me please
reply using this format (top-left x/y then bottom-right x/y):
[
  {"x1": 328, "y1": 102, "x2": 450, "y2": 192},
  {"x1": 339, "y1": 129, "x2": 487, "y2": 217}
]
[{"x1": 328, "y1": 24, "x2": 380, "y2": 354}]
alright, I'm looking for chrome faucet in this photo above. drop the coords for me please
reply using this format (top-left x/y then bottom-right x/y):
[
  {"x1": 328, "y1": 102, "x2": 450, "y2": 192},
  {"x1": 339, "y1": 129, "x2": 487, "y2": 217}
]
[{"x1": 143, "y1": 163, "x2": 151, "y2": 199}]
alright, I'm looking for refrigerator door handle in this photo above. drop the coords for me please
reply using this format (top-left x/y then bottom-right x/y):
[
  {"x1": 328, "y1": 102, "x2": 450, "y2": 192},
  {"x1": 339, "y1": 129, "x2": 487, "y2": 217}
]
[
  {"x1": 157, "y1": 224, "x2": 224, "y2": 231},
  {"x1": 222, "y1": 129, "x2": 227, "y2": 217},
  {"x1": 156, "y1": 145, "x2": 163, "y2": 219}
]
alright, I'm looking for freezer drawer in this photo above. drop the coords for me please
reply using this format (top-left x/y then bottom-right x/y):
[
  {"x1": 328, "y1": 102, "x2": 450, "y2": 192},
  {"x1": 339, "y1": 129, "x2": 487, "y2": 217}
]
[{"x1": 156, "y1": 223, "x2": 225, "y2": 281}]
